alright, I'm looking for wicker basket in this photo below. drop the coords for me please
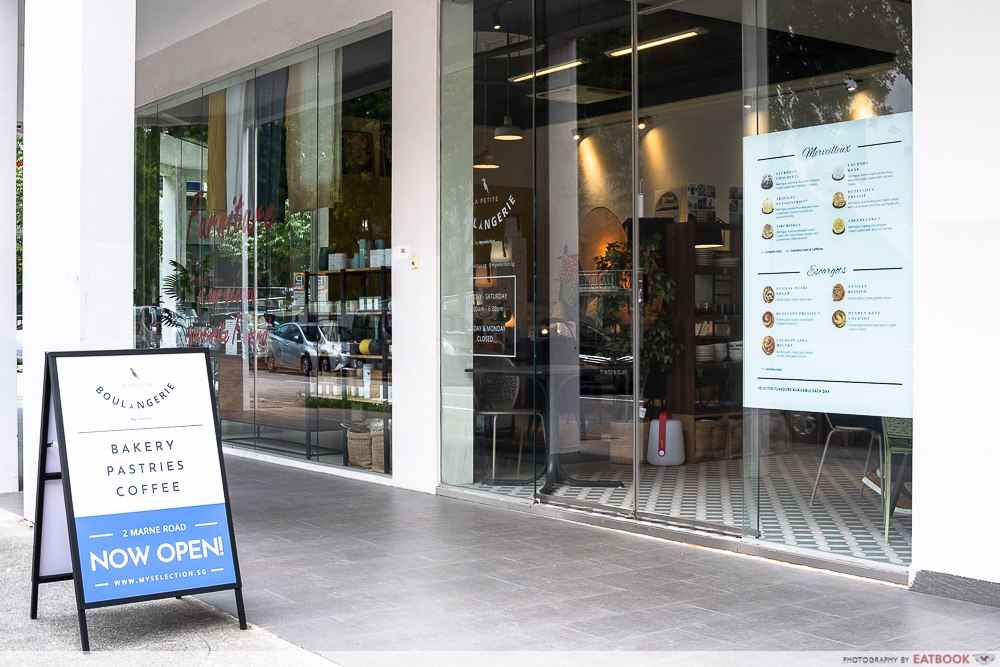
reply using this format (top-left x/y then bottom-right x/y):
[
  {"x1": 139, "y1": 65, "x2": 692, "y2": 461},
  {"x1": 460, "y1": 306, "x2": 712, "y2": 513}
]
[
  {"x1": 346, "y1": 427, "x2": 373, "y2": 469},
  {"x1": 726, "y1": 417, "x2": 743, "y2": 459},
  {"x1": 694, "y1": 419, "x2": 726, "y2": 461},
  {"x1": 370, "y1": 429, "x2": 386, "y2": 473}
]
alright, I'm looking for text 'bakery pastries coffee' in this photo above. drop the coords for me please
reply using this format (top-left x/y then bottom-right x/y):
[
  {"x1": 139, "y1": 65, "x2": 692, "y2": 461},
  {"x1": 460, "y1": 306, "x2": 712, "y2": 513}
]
[
  {"x1": 832, "y1": 310, "x2": 847, "y2": 328},
  {"x1": 832, "y1": 192, "x2": 846, "y2": 209},
  {"x1": 761, "y1": 336, "x2": 775, "y2": 355},
  {"x1": 762, "y1": 311, "x2": 775, "y2": 328},
  {"x1": 832, "y1": 218, "x2": 846, "y2": 235},
  {"x1": 832, "y1": 283, "x2": 845, "y2": 301},
  {"x1": 762, "y1": 224, "x2": 774, "y2": 239},
  {"x1": 762, "y1": 286, "x2": 775, "y2": 303}
]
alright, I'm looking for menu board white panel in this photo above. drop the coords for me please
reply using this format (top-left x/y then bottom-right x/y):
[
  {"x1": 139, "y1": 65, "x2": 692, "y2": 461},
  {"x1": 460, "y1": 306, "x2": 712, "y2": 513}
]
[
  {"x1": 743, "y1": 113, "x2": 912, "y2": 417},
  {"x1": 53, "y1": 351, "x2": 237, "y2": 603}
]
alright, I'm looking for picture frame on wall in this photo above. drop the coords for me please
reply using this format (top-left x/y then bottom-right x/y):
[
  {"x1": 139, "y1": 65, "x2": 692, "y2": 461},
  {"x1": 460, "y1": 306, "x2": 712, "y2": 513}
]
[{"x1": 342, "y1": 129, "x2": 375, "y2": 175}]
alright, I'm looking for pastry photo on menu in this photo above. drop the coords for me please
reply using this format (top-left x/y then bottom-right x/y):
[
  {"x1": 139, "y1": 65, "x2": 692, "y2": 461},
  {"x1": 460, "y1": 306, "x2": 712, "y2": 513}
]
[
  {"x1": 762, "y1": 311, "x2": 775, "y2": 328},
  {"x1": 832, "y1": 310, "x2": 847, "y2": 328},
  {"x1": 832, "y1": 192, "x2": 846, "y2": 208},
  {"x1": 832, "y1": 283, "x2": 845, "y2": 301},
  {"x1": 761, "y1": 174, "x2": 773, "y2": 189},
  {"x1": 761, "y1": 335, "x2": 775, "y2": 355},
  {"x1": 832, "y1": 165, "x2": 845, "y2": 181},
  {"x1": 832, "y1": 217, "x2": 846, "y2": 235},
  {"x1": 761, "y1": 198, "x2": 774, "y2": 214},
  {"x1": 762, "y1": 223, "x2": 774, "y2": 239},
  {"x1": 762, "y1": 286, "x2": 775, "y2": 303}
]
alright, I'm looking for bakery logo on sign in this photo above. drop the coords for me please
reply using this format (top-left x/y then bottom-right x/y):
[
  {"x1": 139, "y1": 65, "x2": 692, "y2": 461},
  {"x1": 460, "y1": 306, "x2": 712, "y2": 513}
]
[
  {"x1": 473, "y1": 177, "x2": 516, "y2": 231},
  {"x1": 95, "y1": 368, "x2": 177, "y2": 411}
]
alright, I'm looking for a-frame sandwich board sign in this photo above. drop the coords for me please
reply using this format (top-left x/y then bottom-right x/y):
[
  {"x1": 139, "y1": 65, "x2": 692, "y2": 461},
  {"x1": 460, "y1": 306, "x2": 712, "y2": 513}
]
[{"x1": 30, "y1": 348, "x2": 247, "y2": 651}]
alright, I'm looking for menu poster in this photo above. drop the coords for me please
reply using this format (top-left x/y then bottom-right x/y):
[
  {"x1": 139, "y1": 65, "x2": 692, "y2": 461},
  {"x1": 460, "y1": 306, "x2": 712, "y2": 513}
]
[
  {"x1": 472, "y1": 275, "x2": 517, "y2": 357},
  {"x1": 49, "y1": 350, "x2": 241, "y2": 604},
  {"x1": 743, "y1": 113, "x2": 913, "y2": 417}
]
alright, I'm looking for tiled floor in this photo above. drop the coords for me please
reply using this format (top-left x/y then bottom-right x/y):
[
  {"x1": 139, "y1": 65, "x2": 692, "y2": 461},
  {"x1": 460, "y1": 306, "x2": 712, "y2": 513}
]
[
  {"x1": 472, "y1": 443, "x2": 911, "y2": 566},
  {"x1": 193, "y1": 455, "x2": 998, "y2": 652}
]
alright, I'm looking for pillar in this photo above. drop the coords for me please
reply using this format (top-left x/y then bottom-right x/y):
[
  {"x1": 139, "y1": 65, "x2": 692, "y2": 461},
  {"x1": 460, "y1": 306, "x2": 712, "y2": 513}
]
[{"x1": 21, "y1": 0, "x2": 135, "y2": 518}]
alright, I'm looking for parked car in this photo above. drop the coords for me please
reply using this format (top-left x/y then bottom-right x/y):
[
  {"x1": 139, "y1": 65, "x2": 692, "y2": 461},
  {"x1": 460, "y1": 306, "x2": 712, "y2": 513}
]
[{"x1": 265, "y1": 322, "x2": 349, "y2": 375}]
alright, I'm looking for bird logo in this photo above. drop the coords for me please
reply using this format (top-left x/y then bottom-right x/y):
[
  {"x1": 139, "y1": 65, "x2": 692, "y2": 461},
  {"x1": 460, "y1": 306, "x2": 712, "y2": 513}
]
[
  {"x1": 130, "y1": 368, "x2": 139, "y2": 380},
  {"x1": 481, "y1": 178, "x2": 490, "y2": 194}
]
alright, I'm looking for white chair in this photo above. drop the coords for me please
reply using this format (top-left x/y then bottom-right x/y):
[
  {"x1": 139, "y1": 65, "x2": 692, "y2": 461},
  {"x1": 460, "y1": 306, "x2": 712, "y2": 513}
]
[{"x1": 809, "y1": 414, "x2": 880, "y2": 506}]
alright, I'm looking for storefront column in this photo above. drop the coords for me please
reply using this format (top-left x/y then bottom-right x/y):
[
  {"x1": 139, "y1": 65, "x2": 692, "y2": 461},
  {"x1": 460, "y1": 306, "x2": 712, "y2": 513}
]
[
  {"x1": 20, "y1": 0, "x2": 135, "y2": 518},
  {"x1": 0, "y1": 0, "x2": 18, "y2": 494}
]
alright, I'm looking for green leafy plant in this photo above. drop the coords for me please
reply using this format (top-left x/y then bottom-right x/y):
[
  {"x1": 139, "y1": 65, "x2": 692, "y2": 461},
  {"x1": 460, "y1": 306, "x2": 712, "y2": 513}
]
[
  {"x1": 162, "y1": 255, "x2": 213, "y2": 327},
  {"x1": 593, "y1": 232, "x2": 680, "y2": 398}
]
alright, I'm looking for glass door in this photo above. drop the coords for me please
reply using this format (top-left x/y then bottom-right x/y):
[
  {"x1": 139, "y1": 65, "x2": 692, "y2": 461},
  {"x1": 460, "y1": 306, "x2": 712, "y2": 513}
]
[
  {"x1": 632, "y1": 0, "x2": 747, "y2": 534},
  {"x1": 529, "y1": 0, "x2": 638, "y2": 512}
]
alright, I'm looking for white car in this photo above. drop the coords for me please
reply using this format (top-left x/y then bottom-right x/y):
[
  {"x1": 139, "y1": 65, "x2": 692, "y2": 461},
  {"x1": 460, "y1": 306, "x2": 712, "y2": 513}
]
[{"x1": 265, "y1": 322, "x2": 349, "y2": 375}]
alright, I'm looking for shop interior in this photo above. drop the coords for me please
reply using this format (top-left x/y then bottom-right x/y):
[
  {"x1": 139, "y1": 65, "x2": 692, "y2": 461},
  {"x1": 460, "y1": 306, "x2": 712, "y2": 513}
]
[{"x1": 447, "y1": 0, "x2": 912, "y2": 568}]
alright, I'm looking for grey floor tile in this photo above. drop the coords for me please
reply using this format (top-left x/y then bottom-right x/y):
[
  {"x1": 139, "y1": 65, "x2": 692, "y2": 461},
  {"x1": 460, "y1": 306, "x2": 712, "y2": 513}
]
[{"x1": 181, "y1": 456, "x2": 1000, "y2": 654}]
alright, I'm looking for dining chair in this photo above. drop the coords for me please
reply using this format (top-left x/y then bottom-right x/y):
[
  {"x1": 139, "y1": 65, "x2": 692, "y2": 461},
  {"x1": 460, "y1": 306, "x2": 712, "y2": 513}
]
[
  {"x1": 473, "y1": 356, "x2": 545, "y2": 480},
  {"x1": 809, "y1": 413, "x2": 881, "y2": 506},
  {"x1": 881, "y1": 416, "x2": 913, "y2": 541}
]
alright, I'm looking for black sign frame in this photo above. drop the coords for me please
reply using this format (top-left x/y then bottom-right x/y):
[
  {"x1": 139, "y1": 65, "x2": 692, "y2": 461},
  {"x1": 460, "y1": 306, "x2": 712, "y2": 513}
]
[{"x1": 30, "y1": 348, "x2": 247, "y2": 651}]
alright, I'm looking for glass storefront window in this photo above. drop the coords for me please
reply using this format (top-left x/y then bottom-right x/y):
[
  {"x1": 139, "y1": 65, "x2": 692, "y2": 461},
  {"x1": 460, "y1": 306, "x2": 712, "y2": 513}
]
[
  {"x1": 134, "y1": 21, "x2": 394, "y2": 474},
  {"x1": 441, "y1": 0, "x2": 913, "y2": 571}
]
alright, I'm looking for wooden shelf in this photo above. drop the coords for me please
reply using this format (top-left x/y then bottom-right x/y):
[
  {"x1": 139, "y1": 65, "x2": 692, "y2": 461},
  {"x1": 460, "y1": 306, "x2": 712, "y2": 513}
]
[
  {"x1": 695, "y1": 314, "x2": 741, "y2": 321},
  {"x1": 695, "y1": 361, "x2": 742, "y2": 369},
  {"x1": 314, "y1": 266, "x2": 391, "y2": 274}
]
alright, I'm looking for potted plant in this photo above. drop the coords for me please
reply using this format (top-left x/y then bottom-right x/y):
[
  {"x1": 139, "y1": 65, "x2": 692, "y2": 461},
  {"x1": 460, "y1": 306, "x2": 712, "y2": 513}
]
[{"x1": 593, "y1": 231, "x2": 680, "y2": 400}]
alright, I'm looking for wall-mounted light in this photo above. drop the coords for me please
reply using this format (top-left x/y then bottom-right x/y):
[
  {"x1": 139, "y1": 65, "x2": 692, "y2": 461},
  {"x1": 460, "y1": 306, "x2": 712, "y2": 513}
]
[
  {"x1": 606, "y1": 28, "x2": 707, "y2": 58},
  {"x1": 510, "y1": 58, "x2": 587, "y2": 83},
  {"x1": 473, "y1": 145, "x2": 500, "y2": 169},
  {"x1": 843, "y1": 76, "x2": 859, "y2": 93},
  {"x1": 637, "y1": 117, "x2": 650, "y2": 131},
  {"x1": 572, "y1": 128, "x2": 583, "y2": 141},
  {"x1": 742, "y1": 95, "x2": 753, "y2": 109}
]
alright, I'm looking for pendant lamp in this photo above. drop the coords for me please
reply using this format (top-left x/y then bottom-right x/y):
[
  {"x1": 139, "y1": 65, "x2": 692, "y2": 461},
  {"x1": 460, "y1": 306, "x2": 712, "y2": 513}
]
[{"x1": 494, "y1": 31, "x2": 523, "y2": 141}]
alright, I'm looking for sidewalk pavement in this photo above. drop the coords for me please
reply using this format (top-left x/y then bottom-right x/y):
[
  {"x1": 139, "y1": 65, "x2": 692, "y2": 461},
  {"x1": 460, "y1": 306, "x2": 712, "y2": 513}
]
[{"x1": 2, "y1": 454, "x2": 999, "y2": 666}]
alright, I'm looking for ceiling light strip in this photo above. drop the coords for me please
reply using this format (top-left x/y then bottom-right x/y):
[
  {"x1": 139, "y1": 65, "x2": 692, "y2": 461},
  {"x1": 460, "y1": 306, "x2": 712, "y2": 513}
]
[
  {"x1": 509, "y1": 58, "x2": 587, "y2": 83},
  {"x1": 606, "y1": 27, "x2": 707, "y2": 58}
]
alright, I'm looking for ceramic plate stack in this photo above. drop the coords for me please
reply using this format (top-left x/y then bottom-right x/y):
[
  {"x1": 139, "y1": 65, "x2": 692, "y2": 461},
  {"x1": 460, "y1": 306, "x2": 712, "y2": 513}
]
[
  {"x1": 728, "y1": 340, "x2": 743, "y2": 362},
  {"x1": 696, "y1": 344, "x2": 716, "y2": 363},
  {"x1": 695, "y1": 248, "x2": 715, "y2": 266},
  {"x1": 714, "y1": 255, "x2": 740, "y2": 268},
  {"x1": 713, "y1": 342, "x2": 728, "y2": 362}
]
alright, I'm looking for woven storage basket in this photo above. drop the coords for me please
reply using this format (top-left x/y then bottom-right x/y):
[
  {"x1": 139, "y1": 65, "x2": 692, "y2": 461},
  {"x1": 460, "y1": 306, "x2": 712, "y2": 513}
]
[
  {"x1": 694, "y1": 419, "x2": 725, "y2": 461},
  {"x1": 346, "y1": 428, "x2": 373, "y2": 469},
  {"x1": 370, "y1": 429, "x2": 386, "y2": 473},
  {"x1": 726, "y1": 417, "x2": 743, "y2": 459}
]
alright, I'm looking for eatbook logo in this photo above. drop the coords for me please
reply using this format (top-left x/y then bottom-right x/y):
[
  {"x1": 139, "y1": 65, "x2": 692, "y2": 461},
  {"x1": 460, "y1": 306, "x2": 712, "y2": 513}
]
[
  {"x1": 976, "y1": 656, "x2": 995, "y2": 665},
  {"x1": 95, "y1": 369, "x2": 177, "y2": 411}
]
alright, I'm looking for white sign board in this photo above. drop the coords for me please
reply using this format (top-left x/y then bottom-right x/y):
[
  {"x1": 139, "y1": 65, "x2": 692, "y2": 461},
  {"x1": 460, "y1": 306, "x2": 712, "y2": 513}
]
[
  {"x1": 743, "y1": 113, "x2": 913, "y2": 417},
  {"x1": 47, "y1": 350, "x2": 241, "y2": 605}
]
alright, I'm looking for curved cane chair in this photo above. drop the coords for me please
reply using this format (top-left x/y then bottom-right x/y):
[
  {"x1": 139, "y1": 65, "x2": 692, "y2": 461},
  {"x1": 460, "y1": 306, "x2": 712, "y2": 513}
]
[
  {"x1": 809, "y1": 413, "x2": 881, "y2": 506},
  {"x1": 473, "y1": 356, "x2": 545, "y2": 480},
  {"x1": 881, "y1": 416, "x2": 913, "y2": 541}
]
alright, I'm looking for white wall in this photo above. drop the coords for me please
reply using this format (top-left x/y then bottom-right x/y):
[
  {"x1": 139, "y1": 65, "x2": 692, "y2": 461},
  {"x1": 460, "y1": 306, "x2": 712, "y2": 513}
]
[
  {"x1": 136, "y1": 0, "x2": 442, "y2": 494},
  {"x1": 911, "y1": 1, "x2": 1000, "y2": 585},
  {"x1": 0, "y1": 0, "x2": 17, "y2": 494},
  {"x1": 21, "y1": 0, "x2": 136, "y2": 518}
]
